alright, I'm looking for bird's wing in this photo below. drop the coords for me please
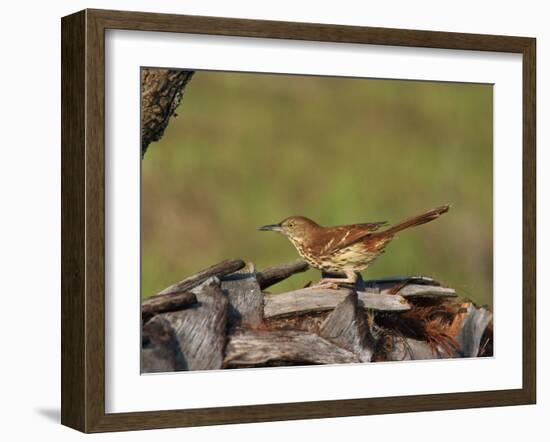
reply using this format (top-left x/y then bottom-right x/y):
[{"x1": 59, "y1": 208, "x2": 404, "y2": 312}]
[{"x1": 319, "y1": 221, "x2": 388, "y2": 255}]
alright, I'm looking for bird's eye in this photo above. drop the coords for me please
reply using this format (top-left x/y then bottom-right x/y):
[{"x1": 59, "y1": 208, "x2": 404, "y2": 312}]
[{"x1": 287, "y1": 222, "x2": 294, "y2": 228}]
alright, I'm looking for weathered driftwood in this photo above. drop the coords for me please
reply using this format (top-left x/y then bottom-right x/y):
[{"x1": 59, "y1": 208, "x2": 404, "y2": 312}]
[
  {"x1": 221, "y1": 264, "x2": 264, "y2": 327},
  {"x1": 224, "y1": 329, "x2": 360, "y2": 367},
  {"x1": 456, "y1": 303, "x2": 493, "y2": 357},
  {"x1": 263, "y1": 288, "x2": 410, "y2": 319},
  {"x1": 357, "y1": 291, "x2": 411, "y2": 311},
  {"x1": 393, "y1": 284, "x2": 456, "y2": 299},
  {"x1": 156, "y1": 259, "x2": 245, "y2": 296},
  {"x1": 141, "y1": 291, "x2": 197, "y2": 322},
  {"x1": 319, "y1": 292, "x2": 375, "y2": 362},
  {"x1": 146, "y1": 278, "x2": 228, "y2": 371},
  {"x1": 383, "y1": 336, "x2": 455, "y2": 361},
  {"x1": 140, "y1": 256, "x2": 493, "y2": 371},
  {"x1": 141, "y1": 317, "x2": 184, "y2": 373},
  {"x1": 256, "y1": 260, "x2": 309, "y2": 290}
]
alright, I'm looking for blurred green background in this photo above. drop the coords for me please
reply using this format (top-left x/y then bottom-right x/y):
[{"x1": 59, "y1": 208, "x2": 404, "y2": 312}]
[{"x1": 141, "y1": 71, "x2": 493, "y2": 307}]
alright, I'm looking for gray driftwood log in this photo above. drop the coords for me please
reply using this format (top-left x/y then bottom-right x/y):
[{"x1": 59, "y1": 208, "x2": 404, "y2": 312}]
[
  {"x1": 221, "y1": 264, "x2": 263, "y2": 327},
  {"x1": 383, "y1": 337, "x2": 455, "y2": 361},
  {"x1": 256, "y1": 260, "x2": 309, "y2": 290},
  {"x1": 263, "y1": 288, "x2": 410, "y2": 319},
  {"x1": 145, "y1": 278, "x2": 228, "y2": 371},
  {"x1": 141, "y1": 316, "x2": 184, "y2": 373},
  {"x1": 319, "y1": 292, "x2": 376, "y2": 362},
  {"x1": 141, "y1": 291, "x2": 197, "y2": 323},
  {"x1": 141, "y1": 259, "x2": 493, "y2": 373},
  {"x1": 224, "y1": 329, "x2": 360, "y2": 367},
  {"x1": 156, "y1": 259, "x2": 245, "y2": 296},
  {"x1": 392, "y1": 284, "x2": 456, "y2": 298},
  {"x1": 456, "y1": 303, "x2": 493, "y2": 357}
]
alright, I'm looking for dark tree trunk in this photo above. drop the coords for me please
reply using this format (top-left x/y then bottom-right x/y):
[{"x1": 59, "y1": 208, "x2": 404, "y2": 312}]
[{"x1": 141, "y1": 68, "x2": 194, "y2": 157}]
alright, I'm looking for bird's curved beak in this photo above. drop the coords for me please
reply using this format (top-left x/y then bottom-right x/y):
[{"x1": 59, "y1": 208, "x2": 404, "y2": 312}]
[{"x1": 258, "y1": 223, "x2": 283, "y2": 232}]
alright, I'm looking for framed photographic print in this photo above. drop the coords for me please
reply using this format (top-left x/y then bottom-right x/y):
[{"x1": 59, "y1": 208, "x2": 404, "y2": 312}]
[{"x1": 61, "y1": 9, "x2": 536, "y2": 433}]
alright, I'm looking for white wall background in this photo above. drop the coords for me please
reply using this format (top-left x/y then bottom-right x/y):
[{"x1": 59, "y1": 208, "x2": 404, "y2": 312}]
[{"x1": 0, "y1": 0, "x2": 546, "y2": 439}]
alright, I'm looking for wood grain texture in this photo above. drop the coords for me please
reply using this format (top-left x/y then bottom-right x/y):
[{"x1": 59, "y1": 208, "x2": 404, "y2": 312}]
[
  {"x1": 455, "y1": 304, "x2": 493, "y2": 358},
  {"x1": 61, "y1": 10, "x2": 86, "y2": 431},
  {"x1": 264, "y1": 288, "x2": 410, "y2": 319},
  {"x1": 393, "y1": 284, "x2": 456, "y2": 298},
  {"x1": 85, "y1": 9, "x2": 108, "y2": 432},
  {"x1": 89, "y1": 8, "x2": 533, "y2": 53},
  {"x1": 522, "y1": 38, "x2": 537, "y2": 404},
  {"x1": 383, "y1": 337, "x2": 454, "y2": 361},
  {"x1": 221, "y1": 265, "x2": 264, "y2": 326},
  {"x1": 61, "y1": 8, "x2": 536, "y2": 433},
  {"x1": 256, "y1": 260, "x2": 309, "y2": 290},
  {"x1": 141, "y1": 291, "x2": 197, "y2": 323},
  {"x1": 156, "y1": 259, "x2": 245, "y2": 296},
  {"x1": 224, "y1": 329, "x2": 360, "y2": 367},
  {"x1": 319, "y1": 292, "x2": 375, "y2": 362},
  {"x1": 153, "y1": 279, "x2": 229, "y2": 371},
  {"x1": 141, "y1": 316, "x2": 183, "y2": 373}
]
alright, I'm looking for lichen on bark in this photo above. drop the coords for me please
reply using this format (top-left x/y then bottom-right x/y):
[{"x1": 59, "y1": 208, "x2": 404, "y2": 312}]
[{"x1": 140, "y1": 68, "x2": 194, "y2": 157}]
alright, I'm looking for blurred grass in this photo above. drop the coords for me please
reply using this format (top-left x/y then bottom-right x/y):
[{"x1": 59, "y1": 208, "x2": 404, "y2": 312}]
[{"x1": 141, "y1": 71, "x2": 493, "y2": 307}]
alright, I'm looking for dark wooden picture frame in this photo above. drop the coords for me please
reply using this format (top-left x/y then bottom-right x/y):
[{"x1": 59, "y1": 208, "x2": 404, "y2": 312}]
[{"x1": 61, "y1": 9, "x2": 536, "y2": 433}]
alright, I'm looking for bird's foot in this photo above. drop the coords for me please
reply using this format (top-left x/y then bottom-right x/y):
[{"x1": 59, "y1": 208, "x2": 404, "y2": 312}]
[
  {"x1": 307, "y1": 279, "x2": 339, "y2": 290},
  {"x1": 308, "y1": 278, "x2": 352, "y2": 290}
]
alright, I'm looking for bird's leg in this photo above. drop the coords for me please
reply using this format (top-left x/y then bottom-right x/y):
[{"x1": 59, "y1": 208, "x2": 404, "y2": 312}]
[
  {"x1": 312, "y1": 271, "x2": 358, "y2": 289},
  {"x1": 309, "y1": 280, "x2": 340, "y2": 290}
]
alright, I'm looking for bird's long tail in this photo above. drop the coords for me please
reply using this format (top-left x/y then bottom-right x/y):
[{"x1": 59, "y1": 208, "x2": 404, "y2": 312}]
[{"x1": 378, "y1": 204, "x2": 450, "y2": 237}]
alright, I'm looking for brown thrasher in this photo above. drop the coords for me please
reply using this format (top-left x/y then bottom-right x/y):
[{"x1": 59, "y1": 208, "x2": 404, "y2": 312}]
[{"x1": 258, "y1": 205, "x2": 450, "y2": 286}]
